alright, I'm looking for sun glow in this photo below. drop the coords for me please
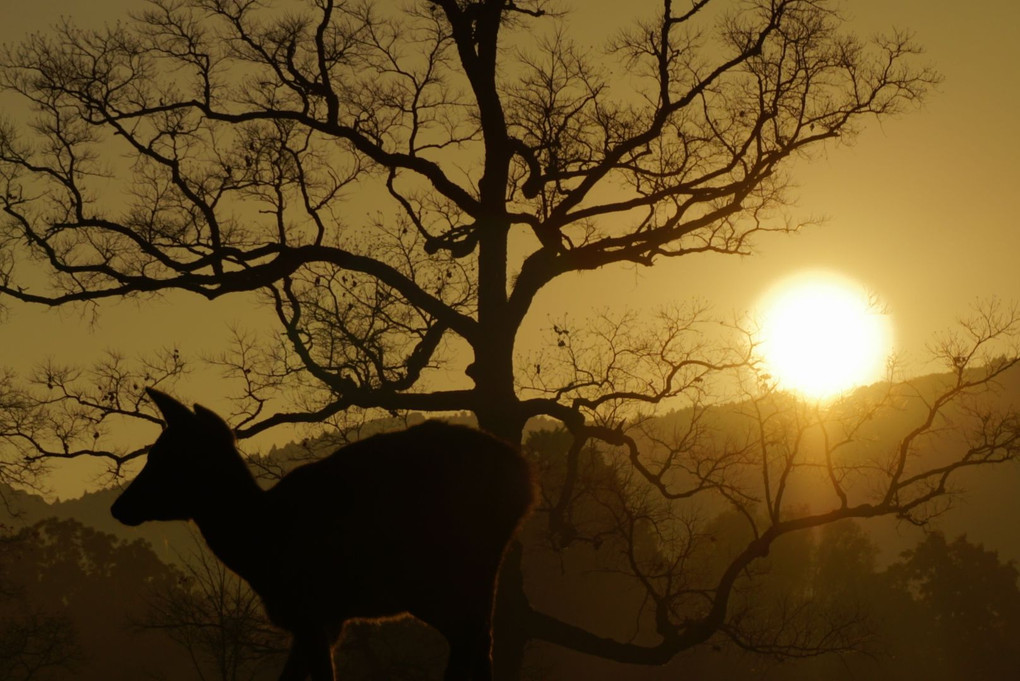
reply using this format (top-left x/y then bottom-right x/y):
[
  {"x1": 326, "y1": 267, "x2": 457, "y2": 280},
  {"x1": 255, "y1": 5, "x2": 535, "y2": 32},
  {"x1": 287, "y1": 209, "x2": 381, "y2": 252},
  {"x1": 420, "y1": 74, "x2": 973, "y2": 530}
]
[{"x1": 756, "y1": 272, "x2": 893, "y2": 400}]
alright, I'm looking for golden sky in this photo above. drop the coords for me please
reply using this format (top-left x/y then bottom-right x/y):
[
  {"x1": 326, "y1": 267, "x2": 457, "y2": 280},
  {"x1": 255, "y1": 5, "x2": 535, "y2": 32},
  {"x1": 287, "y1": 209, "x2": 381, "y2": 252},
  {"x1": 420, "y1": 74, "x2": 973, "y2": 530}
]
[
  {"x1": 3, "y1": 1, "x2": 1016, "y2": 362},
  {"x1": 2, "y1": 1, "x2": 1018, "y2": 483}
]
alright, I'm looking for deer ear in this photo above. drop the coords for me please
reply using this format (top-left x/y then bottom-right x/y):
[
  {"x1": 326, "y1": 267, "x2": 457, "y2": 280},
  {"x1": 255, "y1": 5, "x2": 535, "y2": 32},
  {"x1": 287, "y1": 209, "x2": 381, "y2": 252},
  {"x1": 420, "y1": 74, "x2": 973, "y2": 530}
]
[
  {"x1": 193, "y1": 403, "x2": 235, "y2": 443},
  {"x1": 146, "y1": 388, "x2": 194, "y2": 427}
]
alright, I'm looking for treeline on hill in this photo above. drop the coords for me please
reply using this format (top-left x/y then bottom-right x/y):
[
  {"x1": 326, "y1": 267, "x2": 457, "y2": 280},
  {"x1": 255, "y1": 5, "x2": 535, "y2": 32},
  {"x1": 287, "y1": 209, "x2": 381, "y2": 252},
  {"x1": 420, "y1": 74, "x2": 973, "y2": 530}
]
[{"x1": 2, "y1": 386, "x2": 1020, "y2": 680}]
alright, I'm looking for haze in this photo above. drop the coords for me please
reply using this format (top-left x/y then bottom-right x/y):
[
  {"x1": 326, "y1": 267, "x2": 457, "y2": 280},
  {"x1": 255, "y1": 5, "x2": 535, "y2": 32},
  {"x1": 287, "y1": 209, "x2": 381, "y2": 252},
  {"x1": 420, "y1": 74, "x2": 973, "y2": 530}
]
[{"x1": 1, "y1": 0, "x2": 1018, "y2": 490}]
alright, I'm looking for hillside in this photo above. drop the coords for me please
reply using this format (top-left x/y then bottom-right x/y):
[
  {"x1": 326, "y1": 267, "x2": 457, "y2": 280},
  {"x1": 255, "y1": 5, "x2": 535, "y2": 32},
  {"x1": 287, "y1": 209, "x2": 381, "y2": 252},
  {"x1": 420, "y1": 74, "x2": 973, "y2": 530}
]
[
  {"x1": 2, "y1": 368, "x2": 1019, "y2": 681},
  {"x1": 4, "y1": 367, "x2": 1018, "y2": 567}
]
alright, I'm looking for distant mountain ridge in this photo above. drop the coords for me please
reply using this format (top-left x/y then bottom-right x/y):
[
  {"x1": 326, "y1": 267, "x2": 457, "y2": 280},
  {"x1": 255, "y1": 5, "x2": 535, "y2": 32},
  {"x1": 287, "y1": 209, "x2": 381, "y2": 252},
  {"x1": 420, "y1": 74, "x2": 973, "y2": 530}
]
[{"x1": 3, "y1": 369, "x2": 1018, "y2": 566}]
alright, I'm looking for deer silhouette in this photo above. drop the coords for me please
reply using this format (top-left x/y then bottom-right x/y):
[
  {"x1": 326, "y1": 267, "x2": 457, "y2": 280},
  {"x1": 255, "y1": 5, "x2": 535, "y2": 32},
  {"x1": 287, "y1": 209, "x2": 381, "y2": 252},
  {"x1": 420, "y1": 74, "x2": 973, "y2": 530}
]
[{"x1": 111, "y1": 388, "x2": 532, "y2": 681}]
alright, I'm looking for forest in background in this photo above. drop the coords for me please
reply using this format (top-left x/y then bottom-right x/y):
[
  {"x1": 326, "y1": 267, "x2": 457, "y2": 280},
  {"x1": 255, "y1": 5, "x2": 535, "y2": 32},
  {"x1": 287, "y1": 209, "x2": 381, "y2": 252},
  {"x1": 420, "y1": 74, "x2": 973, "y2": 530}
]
[{"x1": 2, "y1": 368, "x2": 1019, "y2": 681}]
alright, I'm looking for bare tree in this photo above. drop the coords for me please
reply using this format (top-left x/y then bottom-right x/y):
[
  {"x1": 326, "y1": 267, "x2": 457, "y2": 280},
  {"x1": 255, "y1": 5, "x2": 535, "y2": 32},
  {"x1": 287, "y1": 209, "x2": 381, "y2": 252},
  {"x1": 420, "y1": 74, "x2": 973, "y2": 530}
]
[
  {"x1": 529, "y1": 299, "x2": 1020, "y2": 665},
  {"x1": 0, "y1": 614, "x2": 78, "y2": 681},
  {"x1": 2, "y1": 0, "x2": 1011, "y2": 678},
  {"x1": 141, "y1": 534, "x2": 287, "y2": 681},
  {"x1": 0, "y1": 526, "x2": 81, "y2": 681}
]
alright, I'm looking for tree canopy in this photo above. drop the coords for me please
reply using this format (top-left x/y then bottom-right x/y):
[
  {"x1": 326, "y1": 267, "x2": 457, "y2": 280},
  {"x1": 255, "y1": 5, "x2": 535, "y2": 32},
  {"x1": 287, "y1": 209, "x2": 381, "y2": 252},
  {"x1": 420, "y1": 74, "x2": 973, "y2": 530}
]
[{"x1": 0, "y1": 0, "x2": 937, "y2": 436}]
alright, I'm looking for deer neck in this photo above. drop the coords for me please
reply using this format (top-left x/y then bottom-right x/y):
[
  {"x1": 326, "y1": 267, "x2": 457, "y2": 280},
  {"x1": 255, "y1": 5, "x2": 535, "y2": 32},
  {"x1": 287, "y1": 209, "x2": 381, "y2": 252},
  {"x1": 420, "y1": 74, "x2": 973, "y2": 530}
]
[{"x1": 191, "y1": 471, "x2": 267, "y2": 582}]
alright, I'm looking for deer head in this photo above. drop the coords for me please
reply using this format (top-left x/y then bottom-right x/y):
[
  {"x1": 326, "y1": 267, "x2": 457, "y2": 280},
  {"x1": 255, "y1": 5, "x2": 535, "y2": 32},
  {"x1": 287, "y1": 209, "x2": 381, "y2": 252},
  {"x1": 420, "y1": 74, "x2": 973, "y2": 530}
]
[{"x1": 111, "y1": 388, "x2": 241, "y2": 526}]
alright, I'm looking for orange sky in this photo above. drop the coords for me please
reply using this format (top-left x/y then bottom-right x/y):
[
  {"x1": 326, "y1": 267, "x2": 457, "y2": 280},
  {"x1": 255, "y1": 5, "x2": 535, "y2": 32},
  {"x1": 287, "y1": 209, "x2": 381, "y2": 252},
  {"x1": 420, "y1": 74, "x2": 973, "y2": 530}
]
[{"x1": 2, "y1": 0, "x2": 1019, "y2": 493}]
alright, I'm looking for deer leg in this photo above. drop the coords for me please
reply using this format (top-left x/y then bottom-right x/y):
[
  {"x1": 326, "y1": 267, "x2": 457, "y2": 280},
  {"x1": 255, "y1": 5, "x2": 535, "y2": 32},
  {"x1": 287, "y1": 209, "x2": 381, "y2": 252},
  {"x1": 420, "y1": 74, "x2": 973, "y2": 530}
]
[
  {"x1": 278, "y1": 640, "x2": 308, "y2": 681},
  {"x1": 309, "y1": 637, "x2": 336, "y2": 681},
  {"x1": 442, "y1": 620, "x2": 493, "y2": 681},
  {"x1": 279, "y1": 630, "x2": 335, "y2": 681},
  {"x1": 471, "y1": 640, "x2": 494, "y2": 681}
]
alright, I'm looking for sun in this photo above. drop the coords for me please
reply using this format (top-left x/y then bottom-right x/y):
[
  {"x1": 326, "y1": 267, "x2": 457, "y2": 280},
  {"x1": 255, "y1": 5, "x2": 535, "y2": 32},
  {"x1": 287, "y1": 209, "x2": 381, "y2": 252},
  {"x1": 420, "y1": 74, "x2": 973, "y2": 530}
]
[{"x1": 755, "y1": 272, "x2": 893, "y2": 400}]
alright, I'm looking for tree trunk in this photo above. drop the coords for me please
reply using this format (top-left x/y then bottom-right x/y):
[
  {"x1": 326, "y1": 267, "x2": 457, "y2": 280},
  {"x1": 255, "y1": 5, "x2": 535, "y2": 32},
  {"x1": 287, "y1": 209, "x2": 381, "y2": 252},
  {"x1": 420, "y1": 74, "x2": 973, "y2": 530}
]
[
  {"x1": 492, "y1": 541, "x2": 530, "y2": 681},
  {"x1": 472, "y1": 216, "x2": 524, "y2": 442},
  {"x1": 473, "y1": 197, "x2": 529, "y2": 678}
]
